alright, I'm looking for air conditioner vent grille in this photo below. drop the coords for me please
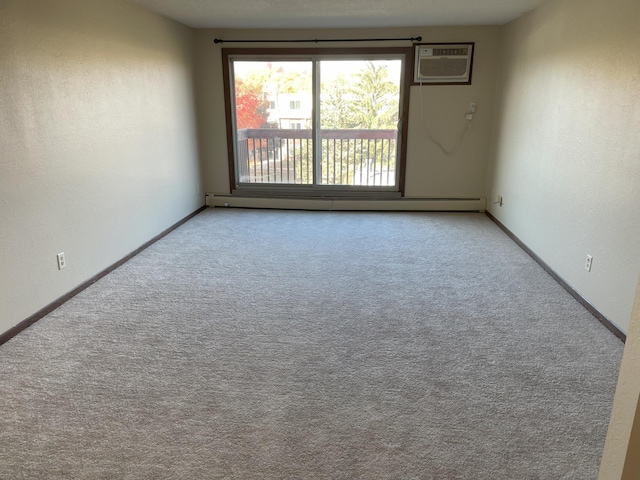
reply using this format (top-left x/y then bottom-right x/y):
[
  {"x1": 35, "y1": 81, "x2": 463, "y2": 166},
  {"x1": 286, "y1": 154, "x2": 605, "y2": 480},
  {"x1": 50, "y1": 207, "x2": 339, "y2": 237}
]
[{"x1": 420, "y1": 58, "x2": 469, "y2": 77}]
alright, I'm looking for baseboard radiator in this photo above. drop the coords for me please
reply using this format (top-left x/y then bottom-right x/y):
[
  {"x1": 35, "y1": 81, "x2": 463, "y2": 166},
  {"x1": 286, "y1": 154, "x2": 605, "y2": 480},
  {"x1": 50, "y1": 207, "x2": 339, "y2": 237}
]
[{"x1": 207, "y1": 195, "x2": 486, "y2": 212}]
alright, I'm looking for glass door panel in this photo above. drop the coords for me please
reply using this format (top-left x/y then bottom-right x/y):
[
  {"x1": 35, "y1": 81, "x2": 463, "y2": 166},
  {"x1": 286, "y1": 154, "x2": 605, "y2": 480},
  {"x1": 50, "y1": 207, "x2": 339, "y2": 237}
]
[
  {"x1": 233, "y1": 61, "x2": 313, "y2": 185},
  {"x1": 319, "y1": 60, "x2": 402, "y2": 186}
]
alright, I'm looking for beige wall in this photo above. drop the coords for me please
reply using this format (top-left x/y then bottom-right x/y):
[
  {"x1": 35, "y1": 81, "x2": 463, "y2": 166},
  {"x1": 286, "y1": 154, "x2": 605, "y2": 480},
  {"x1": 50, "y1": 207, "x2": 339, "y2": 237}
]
[
  {"x1": 487, "y1": 0, "x2": 640, "y2": 332},
  {"x1": 0, "y1": 0, "x2": 202, "y2": 334},
  {"x1": 599, "y1": 277, "x2": 640, "y2": 479},
  {"x1": 194, "y1": 26, "x2": 500, "y2": 199}
]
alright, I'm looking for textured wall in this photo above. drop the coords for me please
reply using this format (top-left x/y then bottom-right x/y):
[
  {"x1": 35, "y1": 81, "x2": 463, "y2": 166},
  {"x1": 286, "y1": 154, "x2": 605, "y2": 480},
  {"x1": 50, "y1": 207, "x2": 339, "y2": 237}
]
[
  {"x1": 487, "y1": 0, "x2": 640, "y2": 332},
  {"x1": 194, "y1": 26, "x2": 499, "y2": 199},
  {"x1": 0, "y1": 0, "x2": 202, "y2": 334}
]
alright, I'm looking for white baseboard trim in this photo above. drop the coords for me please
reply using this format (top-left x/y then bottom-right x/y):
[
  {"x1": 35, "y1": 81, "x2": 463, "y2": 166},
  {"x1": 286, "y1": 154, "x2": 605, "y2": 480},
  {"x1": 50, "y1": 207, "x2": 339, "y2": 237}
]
[{"x1": 208, "y1": 195, "x2": 486, "y2": 212}]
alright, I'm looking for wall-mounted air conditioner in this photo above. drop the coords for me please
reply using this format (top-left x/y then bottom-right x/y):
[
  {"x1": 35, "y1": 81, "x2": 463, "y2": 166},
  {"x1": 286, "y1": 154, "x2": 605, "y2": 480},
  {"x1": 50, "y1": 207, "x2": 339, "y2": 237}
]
[{"x1": 414, "y1": 43, "x2": 474, "y2": 84}]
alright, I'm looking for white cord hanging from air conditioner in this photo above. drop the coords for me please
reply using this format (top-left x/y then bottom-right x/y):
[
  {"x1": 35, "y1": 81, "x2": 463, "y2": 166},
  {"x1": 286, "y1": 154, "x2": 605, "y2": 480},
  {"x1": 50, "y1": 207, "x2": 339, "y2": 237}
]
[
  {"x1": 414, "y1": 43, "x2": 476, "y2": 156},
  {"x1": 418, "y1": 81, "x2": 476, "y2": 156}
]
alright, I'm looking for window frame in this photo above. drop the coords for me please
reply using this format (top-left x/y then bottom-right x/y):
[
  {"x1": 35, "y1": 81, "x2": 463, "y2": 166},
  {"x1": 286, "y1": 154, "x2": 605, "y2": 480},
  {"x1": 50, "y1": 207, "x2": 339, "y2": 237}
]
[{"x1": 222, "y1": 47, "x2": 413, "y2": 197}]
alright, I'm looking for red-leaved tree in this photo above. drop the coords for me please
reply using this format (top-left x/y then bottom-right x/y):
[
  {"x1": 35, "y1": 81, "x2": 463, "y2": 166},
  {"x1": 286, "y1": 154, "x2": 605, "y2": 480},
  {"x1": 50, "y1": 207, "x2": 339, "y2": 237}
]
[{"x1": 235, "y1": 80, "x2": 269, "y2": 130}]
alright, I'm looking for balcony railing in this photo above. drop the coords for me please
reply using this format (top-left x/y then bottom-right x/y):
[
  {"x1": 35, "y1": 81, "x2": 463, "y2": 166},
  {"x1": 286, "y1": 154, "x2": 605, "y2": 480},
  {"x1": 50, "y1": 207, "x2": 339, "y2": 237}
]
[{"x1": 236, "y1": 128, "x2": 397, "y2": 186}]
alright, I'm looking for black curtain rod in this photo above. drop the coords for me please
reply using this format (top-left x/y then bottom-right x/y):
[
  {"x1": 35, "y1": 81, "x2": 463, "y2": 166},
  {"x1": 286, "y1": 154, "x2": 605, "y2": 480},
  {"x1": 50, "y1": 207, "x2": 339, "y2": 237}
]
[{"x1": 214, "y1": 36, "x2": 421, "y2": 44}]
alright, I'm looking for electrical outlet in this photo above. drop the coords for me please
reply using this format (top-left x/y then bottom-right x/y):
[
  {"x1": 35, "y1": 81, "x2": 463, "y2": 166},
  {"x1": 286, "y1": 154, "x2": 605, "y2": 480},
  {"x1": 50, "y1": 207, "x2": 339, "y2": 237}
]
[
  {"x1": 470, "y1": 102, "x2": 476, "y2": 113},
  {"x1": 196, "y1": 184, "x2": 200, "y2": 194},
  {"x1": 585, "y1": 255, "x2": 593, "y2": 272},
  {"x1": 493, "y1": 194, "x2": 503, "y2": 206},
  {"x1": 57, "y1": 252, "x2": 66, "y2": 270}
]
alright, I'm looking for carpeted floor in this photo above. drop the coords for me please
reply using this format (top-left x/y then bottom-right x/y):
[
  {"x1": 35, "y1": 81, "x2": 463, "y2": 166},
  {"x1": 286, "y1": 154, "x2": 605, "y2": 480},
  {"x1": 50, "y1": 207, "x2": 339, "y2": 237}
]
[{"x1": 0, "y1": 209, "x2": 623, "y2": 479}]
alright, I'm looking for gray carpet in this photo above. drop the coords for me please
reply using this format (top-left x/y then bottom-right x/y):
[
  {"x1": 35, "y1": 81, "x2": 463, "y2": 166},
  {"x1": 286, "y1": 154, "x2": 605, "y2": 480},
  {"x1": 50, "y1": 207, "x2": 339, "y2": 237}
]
[{"x1": 0, "y1": 209, "x2": 623, "y2": 479}]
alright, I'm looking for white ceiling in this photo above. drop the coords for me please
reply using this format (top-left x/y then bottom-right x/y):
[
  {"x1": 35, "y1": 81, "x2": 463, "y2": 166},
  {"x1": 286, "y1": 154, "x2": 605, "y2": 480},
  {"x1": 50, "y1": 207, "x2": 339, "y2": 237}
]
[{"x1": 128, "y1": 0, "x2": 550, "y2": 29}]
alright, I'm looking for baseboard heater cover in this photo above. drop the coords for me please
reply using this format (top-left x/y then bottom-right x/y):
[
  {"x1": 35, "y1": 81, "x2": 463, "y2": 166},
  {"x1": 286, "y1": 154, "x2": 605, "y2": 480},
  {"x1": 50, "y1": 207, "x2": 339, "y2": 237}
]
[{"x1": 209, "y1": 195, "x2": 486, "y2": 212}]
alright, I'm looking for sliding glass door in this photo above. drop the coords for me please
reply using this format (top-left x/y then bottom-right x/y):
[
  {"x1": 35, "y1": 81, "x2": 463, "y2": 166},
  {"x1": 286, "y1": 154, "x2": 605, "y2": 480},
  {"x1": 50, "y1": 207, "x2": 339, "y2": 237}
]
[{"x1": 224, "y1": 49, "x2": 410, "y2": 195}]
